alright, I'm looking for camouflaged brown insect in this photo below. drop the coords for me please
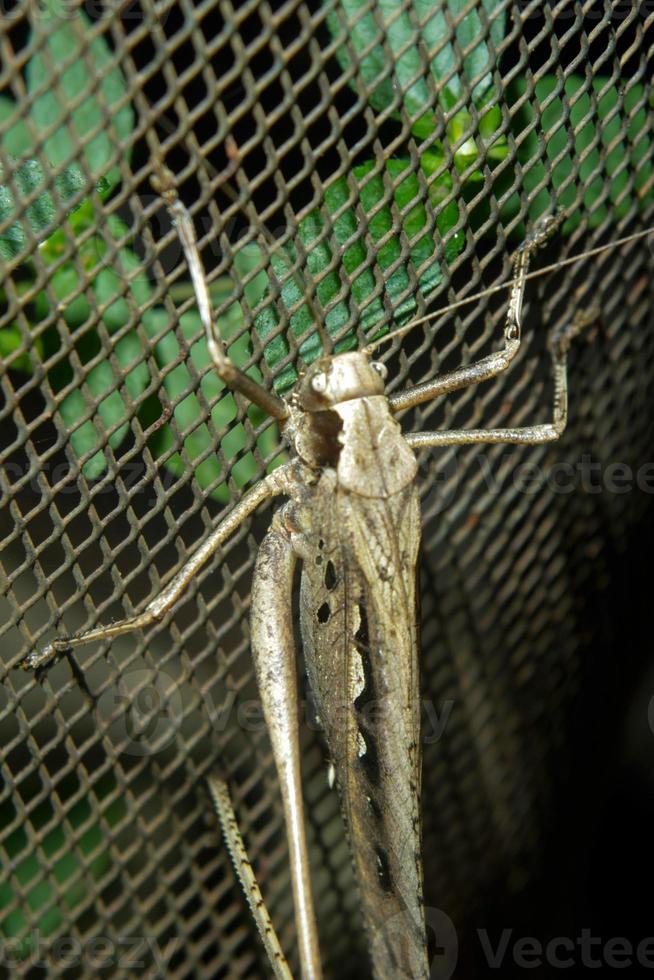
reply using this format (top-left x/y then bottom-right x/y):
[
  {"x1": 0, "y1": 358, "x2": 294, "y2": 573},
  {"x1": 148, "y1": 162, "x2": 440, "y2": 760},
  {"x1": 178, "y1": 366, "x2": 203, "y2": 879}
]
[{"x1": 24, "y1": 168, "x2": 652, "y2": 979}]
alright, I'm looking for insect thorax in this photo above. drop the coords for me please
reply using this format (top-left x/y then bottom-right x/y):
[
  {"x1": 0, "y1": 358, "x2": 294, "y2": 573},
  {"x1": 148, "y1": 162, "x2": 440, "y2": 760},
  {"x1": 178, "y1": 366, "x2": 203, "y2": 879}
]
[{"x1": 285, "y1": 351, "x2": 418, "y2": 496}]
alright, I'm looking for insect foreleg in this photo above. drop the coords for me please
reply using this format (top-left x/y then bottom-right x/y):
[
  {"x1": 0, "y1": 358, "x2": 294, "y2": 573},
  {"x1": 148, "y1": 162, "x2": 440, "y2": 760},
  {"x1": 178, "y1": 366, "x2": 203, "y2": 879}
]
[
  {"x1": 388, "y1": 213, "x2": 564, "y2": 413},
  {"x1": 405, "y1": 308, "x2": 595, "y2": 449},
  {"x1": 22, "y1": 463, "x2": 296, "y2": 670},
  {"x1": 208, "y1": 775, "x2": 293, "y2": 980},
  {"x1": 250, "y1": 514, "x2": 322, "y2": 980}
]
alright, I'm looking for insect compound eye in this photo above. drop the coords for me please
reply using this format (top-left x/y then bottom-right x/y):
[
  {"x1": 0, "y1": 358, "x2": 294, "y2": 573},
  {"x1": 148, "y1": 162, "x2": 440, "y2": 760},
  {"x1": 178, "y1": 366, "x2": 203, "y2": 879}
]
[
  {"x1": 311, "y1": 372, "x2": 328, "y2": 394},
  {"x1": 371, "y1": 361, "x2": 388, "y2": 381}
]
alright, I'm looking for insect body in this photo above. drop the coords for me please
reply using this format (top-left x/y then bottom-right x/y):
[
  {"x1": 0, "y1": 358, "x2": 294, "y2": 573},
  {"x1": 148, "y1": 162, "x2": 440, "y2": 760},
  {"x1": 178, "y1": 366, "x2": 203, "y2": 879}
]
[
  {"x1": 22, "y1": 174, "x2": 644, "y2": 977},
  {"x1": 288, "y1": 353, "x2": 426, "y2": 977}
]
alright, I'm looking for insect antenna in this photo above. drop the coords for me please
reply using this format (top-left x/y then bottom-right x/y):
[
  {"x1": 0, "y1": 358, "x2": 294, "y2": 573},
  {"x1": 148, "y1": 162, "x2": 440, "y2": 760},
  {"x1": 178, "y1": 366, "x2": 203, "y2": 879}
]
[
  {"x1": 364, "y1": 222, "x2": 654, "y2": 355},
  {"x1": 184, "y1": 135, "x2": 331, "y2": 358},
  {"x1": 208, "y1": 776, "x2": 292, "y2": 980},
  {"x1": 224, "y1": 137, "x2": 331, "y2": 354},
  {"x1": 151, "y1": 158, "x2": 289, "y2": 421}
]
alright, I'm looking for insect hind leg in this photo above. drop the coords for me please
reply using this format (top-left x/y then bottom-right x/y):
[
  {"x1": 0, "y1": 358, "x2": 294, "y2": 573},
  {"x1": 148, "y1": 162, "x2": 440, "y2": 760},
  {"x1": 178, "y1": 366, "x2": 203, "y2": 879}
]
[
  {"x1": 388, "y1": 211, "x2": 565, "y2": 413},
  {"x1": 249, "y1": 513, "x2": 323, "y2": 980}
]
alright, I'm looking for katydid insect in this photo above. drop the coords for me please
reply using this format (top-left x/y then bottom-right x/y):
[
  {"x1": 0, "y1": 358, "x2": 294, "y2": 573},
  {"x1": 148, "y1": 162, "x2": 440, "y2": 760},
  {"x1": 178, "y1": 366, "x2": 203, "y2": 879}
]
[{"x1": 20, "y1": 168, "x2": 653, "y2": 979}]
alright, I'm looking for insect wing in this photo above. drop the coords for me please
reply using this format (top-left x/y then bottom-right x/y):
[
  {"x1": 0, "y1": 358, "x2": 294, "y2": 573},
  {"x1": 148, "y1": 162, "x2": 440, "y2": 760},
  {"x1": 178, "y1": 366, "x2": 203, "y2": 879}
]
[{"x1": 299, "y1": 484, "x2": 428, "y2": 979}]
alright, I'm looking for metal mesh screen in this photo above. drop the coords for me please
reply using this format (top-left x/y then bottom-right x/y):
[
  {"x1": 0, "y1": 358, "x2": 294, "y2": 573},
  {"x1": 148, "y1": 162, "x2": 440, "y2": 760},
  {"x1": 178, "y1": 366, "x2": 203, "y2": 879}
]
[{"x1": 1, "y1": 0, "x2": 653, "y2": 976}]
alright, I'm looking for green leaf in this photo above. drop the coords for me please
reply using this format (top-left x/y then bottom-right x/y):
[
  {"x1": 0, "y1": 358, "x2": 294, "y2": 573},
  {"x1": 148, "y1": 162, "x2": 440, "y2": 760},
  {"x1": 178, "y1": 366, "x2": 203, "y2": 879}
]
[
  {"x1": 15, "y1": 221, "x2": 154, "y2": 479},
  {"x1": 144, "y1": 292, "x2": 282, "y2": 503},
  {"x1": 501, "y1": 76, "x2": 654, "y2": 234},
  {"x1": 50, "y1": 253, "x2": 91, "y2": 327},
  {"x1": 0, "y1": 158, "x2": 87, "y2": 258},
  {"x1": 46, "y1": 236, "x2": 152, "y2": 479},
  {"x1": 0, "y1": 777, "x2": 126, "y2": 956},
  {"x1": 325, "y1": 0, "x2": 505, "y2": 119},
  {"x1": 7, "y1": 219, "x2": 195, "y2": 484},
  {"x1": 253, "y1": 159, "x2": 464, "y2": 391},
  {"x1": 26, "y1": 2, "x2": 134, "y2": 195},
  {"x1": 0, "y1": 96, "x2": 32, "y2": 157},
  {"x1": 59, "y1": 328, "x2": 149, "y2": 480},
  {"x1": 0, "y1": 323, "x2": 36, "y2": 373}
]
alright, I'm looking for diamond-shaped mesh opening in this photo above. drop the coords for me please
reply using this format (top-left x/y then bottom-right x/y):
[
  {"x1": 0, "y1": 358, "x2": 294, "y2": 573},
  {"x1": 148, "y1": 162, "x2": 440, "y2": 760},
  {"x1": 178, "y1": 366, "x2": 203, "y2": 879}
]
[{"x1": 1, "y1": 1, "x2": 653, "y2": 977}]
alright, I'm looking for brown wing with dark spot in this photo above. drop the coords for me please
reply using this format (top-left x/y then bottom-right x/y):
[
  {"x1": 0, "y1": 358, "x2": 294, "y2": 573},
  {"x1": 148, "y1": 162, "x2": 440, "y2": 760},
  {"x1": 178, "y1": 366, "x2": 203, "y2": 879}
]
[{"x1": 299, "y1": 482, "x2": 427, "y2": 979}]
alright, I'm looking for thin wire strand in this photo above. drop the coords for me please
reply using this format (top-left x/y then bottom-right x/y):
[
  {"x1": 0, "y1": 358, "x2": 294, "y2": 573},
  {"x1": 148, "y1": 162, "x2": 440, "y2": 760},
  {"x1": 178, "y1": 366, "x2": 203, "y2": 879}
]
[
  {"x1": 153, "y1": 121, "x2": 653, "y2": 365},
  {"x1": 180, "y1": 136, "x2": 331, "y2": 353},
  {"x1": 364, "y1": 224, "x2": 654, "y2": 354}
]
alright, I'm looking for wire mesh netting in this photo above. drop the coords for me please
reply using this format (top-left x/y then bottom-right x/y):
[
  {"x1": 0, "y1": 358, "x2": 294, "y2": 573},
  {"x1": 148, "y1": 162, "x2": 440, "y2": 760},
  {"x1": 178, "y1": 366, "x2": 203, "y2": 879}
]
[{"x1": 1, "y1": 0, "x2": 654, "y2": 976}]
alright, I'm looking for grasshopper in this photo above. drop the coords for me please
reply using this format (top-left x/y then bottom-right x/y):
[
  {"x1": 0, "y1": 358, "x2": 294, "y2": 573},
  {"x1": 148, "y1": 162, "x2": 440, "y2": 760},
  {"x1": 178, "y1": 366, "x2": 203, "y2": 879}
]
[{"x1": 20, "y1": 170, "x2": 653, "y2": 979}]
